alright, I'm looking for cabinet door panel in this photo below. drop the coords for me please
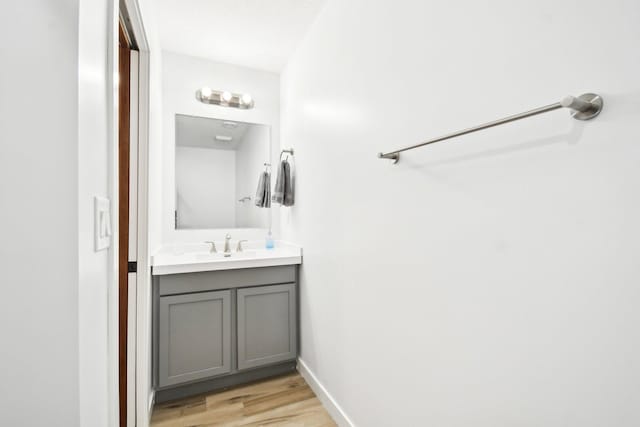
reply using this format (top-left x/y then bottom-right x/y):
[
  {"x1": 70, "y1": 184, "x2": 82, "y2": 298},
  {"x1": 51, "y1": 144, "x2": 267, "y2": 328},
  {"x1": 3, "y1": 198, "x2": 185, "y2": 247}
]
[
  {"x1": 237, "y1": 284, "x2": 297, "y2": 370},
  {"x1": 158, "y1": 290, "x2": 231, "y2": 387}
]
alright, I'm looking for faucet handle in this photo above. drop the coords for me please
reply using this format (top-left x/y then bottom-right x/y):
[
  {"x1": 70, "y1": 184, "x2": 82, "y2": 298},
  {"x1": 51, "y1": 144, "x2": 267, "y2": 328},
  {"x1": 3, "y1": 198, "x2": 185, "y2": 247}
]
[
  {"x1": 236, "y1": 240, "x2": 249, "y2": 252},
  {"x1": 225, "y1": 233, "x2": 232, "y2": 240},
  {"x1": 205, "y1": 241, "x2": 217, "y2": 253}
]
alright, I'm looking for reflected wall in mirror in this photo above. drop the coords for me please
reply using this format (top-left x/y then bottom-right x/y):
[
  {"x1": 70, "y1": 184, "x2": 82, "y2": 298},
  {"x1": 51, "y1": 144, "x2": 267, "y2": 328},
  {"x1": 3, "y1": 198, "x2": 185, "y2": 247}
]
[{"x1": 174, "y1": 114, "x2": 271, "y2": 229}]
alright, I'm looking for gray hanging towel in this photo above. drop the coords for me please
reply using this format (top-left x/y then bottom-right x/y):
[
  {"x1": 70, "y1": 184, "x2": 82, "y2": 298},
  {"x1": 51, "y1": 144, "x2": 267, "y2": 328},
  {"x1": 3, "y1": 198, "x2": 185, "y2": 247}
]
[
  {"x1": 283, "y1": 159, "x2": 294, "y2": 206},
  {"x1": 273, "y1": 158, "x2": 295, "y2": 206},
  {"x1": 254, "y1": 171, "x2": 271, "y2": 208}
]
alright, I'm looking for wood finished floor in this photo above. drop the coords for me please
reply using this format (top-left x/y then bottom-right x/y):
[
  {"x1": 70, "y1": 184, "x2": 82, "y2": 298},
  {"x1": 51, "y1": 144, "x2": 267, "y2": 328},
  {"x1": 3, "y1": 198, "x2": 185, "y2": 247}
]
[{"x1": 150, "y1": 372, "x2": 337, "y2": 427}]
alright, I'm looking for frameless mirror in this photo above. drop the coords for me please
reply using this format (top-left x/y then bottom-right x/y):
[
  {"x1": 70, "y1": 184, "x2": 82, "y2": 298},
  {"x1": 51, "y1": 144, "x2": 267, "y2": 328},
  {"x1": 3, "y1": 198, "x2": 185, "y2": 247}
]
[{"x1": 174, "y1": 114, "x2": 271, "y2": 229}]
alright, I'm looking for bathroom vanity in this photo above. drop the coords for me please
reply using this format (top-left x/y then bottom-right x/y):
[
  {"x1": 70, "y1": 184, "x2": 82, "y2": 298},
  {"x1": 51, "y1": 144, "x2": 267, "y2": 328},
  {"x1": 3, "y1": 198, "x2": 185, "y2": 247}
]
[
  {"x1": 151, "y1": 109, "x2": 300, "y2": 402},
  {"x1": 151, "y1": 243, "x2": 302, "y2": 402}
]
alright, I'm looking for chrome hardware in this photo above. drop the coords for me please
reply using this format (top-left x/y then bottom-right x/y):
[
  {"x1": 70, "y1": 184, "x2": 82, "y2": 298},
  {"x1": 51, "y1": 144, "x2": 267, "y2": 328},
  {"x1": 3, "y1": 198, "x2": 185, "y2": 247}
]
[
  {"x1": 378, "y1": 93, "x2": 603, "y2": 164},
  {"x1": 280, "y1": 148, "x2": 294, "y2": 160},
  {"x1": 196, "y1": 88, "x2": 255, "y2": 110},
  {"x1": 224, "y1": 233, "x2": 232, "y2": 257},
  {"x1": 205, "y1": 241, "x2": 217, "y2": 253},
  {"x1": 236, "y1": 240, "x2": 249, "y2": 252},
  {"x1": 560, "y1": 93, "x2": 603, "y2": 121}
]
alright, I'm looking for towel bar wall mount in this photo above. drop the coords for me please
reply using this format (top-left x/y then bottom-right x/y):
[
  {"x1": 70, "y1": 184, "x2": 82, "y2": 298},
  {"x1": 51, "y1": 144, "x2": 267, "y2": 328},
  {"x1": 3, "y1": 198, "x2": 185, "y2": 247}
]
[
  {"x1": 280, "y1": 148, "x2": 294, "y2": 160},
  {"x1": 378, "y1": 93, "x2": 603, "y2": 164}
]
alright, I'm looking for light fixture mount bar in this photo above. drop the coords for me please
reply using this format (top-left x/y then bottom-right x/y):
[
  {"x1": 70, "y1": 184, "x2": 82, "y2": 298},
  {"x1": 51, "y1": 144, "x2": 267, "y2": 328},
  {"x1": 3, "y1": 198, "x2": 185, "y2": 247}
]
[{"x1": 196, "y1": 88, "x2": 255, "y2": 110}]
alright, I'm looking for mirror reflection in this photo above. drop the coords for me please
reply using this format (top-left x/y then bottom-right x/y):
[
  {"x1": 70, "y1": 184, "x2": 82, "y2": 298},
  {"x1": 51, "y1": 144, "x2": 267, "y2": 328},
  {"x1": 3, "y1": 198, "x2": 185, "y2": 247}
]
[{"x1": 174, "y1": 114, "x2": 271, "y2": 229}]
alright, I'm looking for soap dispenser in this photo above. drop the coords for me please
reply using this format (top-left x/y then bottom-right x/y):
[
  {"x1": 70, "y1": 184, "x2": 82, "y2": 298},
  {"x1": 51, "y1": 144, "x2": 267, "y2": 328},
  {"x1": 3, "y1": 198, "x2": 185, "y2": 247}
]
[{"x1": 265, "y1": 230, "x2": 275, "y2": 249}]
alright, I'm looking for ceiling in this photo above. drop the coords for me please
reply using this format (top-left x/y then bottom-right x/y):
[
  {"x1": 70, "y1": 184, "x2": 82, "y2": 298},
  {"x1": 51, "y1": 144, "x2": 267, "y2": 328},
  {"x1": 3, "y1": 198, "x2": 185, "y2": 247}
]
[
  {"x1": 176, "y1": 115, "x2": 255, "y2": 150},
  {"x1": 155, "y1": 0, "x2": 326, "y2": 72}
]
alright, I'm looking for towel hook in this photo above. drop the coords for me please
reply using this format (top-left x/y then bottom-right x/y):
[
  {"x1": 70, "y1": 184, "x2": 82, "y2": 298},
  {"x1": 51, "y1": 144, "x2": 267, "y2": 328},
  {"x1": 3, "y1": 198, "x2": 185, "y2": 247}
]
[{"x1": 280, "y1": 148, "x2": 294, "y2": 162}]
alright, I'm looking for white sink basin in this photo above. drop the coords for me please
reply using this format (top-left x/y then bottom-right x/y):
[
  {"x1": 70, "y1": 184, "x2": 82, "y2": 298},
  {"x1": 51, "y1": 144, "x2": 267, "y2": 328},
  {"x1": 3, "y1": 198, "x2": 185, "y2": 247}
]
[
  {"x1": 194, "y1": 252, "x2": 225, "y2": 261},
  {"x1": 194, "y1": 251, "x2": 257, "y2": 261},
  {"x1": 152, "y1": 242, "x2": 302, "y2": 275}
]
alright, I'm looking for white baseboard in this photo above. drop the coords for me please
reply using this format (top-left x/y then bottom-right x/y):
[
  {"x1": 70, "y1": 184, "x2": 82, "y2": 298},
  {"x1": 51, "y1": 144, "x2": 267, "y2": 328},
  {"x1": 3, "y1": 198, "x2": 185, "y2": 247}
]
[
  {"x1": 148, "y1": 390, "x2": 155, "y2": 417},
  {"x1": 297, "y1": 358, "x2": 355, "y2": 427}
]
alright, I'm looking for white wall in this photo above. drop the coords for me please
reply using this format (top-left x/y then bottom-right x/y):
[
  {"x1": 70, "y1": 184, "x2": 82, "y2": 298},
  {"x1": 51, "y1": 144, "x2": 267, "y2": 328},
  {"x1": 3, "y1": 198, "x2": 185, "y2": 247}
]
[
  {"x1": 139, "y1": 0, "x2": 164, "y2": 258},
  {"x1": 78, "y1": 0, "x2": 118, "y2": 426},
  {"x1": 135, "y1": 1, "x2": 164, "y2": 425},
  {"x1": 280, "y1": 1, "x2": 640, "y2": 426},
  {"x1": 0, "y1": 0, "x2": 116, "y2": 426},
  {"x1": 161, "y1": 51, "x2": 280, "y2": 245},
  {"x1": 176, "y1": 147, "x2": 236, "y2": 228},
  {"x1": 0, "y1": 2, "x2": 80, "y2": 425}
]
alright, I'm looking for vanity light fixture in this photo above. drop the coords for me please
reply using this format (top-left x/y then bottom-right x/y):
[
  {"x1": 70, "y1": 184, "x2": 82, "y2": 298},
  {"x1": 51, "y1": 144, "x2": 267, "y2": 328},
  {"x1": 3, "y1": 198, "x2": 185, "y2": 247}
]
[
  {"x1": 240, "y1": 93, "x2": 253, "y2": 105},
  {"x1": 200, "y1": 87, "x2": 213, "y2": 98},
  {"x1": 196, "y1": 88, "x2": 255, "y2": 110},
  {"x1": 215, "y1": 135, "x2": 233, "y2": 142}
]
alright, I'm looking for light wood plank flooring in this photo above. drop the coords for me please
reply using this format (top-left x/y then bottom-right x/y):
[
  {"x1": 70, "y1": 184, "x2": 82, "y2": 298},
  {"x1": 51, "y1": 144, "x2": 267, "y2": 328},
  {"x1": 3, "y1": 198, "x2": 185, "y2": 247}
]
[{"x1": 150, "y1": 372, "x2": 337, "y2": 427}]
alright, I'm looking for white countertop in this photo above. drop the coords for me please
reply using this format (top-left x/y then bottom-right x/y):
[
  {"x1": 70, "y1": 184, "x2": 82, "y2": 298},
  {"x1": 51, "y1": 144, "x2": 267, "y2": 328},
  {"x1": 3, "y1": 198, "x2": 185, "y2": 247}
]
[{"x1": 152, "y1": 241, "x2": 302, "y2": 275}]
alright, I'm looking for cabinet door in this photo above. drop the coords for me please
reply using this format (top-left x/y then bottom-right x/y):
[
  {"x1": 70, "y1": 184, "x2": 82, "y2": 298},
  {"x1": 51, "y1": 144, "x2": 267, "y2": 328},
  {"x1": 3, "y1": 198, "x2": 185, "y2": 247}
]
[
  {"x1": 158, "y1": 290, "x2": 231, "y2": 387},
  {"x1": 237, "y1": 283, "x2": 297, "y2": 370}
]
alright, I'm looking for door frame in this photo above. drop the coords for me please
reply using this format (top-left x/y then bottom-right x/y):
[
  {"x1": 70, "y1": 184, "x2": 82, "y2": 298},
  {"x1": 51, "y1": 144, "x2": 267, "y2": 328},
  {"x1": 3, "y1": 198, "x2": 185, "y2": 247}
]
[
  {"x1": 109, "y1": 0, "x2": 151, "y2": 426},
  {"x1": 118, "y1": 21, "x2": 132, "y2": 427}
]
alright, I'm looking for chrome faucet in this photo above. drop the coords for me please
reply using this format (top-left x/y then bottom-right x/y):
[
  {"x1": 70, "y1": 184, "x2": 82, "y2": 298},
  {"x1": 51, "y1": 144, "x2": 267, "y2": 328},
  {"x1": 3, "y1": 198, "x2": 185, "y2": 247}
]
[
  {"x1": 236, "y1": 240, "x2": 248, "y2": 252},
  {"x1": 224, "y1": 233, "x2": 232, "y2": 257},
  {"x1": 205, "y1": 241, "x2": 217, "y2": 253}
]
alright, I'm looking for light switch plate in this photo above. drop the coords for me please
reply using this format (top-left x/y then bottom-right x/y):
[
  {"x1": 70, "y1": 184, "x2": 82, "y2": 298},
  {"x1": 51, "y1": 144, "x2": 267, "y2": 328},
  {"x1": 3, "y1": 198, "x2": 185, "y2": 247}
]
[{"x1": 94, "y1": 196, "x2": 112, "y2": 251}]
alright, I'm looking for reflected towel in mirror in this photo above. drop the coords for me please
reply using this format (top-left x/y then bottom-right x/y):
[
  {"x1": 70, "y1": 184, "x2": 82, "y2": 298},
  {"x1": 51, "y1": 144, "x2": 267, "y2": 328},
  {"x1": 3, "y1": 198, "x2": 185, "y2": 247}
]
[{"x1": 254, "y1": 171, "x2": 271, "y2": 208}]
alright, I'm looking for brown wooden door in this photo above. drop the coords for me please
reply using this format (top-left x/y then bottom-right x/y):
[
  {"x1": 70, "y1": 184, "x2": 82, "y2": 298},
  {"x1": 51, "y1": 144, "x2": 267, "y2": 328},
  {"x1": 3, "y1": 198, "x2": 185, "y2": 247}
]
[{"x1": 118, "y1": 21, "x2": 132, "y2": 427}]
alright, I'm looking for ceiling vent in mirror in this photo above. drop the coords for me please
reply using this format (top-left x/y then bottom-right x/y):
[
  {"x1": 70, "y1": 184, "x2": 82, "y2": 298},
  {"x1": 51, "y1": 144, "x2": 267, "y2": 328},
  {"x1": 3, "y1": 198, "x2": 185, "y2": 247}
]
[
  {"x1": 196, "y1": 87, "x2": 255, "y2": 109},
  {"x1": 222, "y1": 121, "x2": 238, "y2": 129}
]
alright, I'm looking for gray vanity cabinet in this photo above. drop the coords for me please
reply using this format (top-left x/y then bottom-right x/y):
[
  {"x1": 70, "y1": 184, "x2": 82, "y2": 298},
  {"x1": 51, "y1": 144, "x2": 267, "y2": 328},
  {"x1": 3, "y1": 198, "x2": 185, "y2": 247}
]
[
  {"x1": 237, "y1": 283, "x2": 297, "y2": 370},
  {"x1": 158, "y1": 290, "x2": 231, "y2": 387},
  {"x1": 153, "y1": 265, "x2": 299, "y2": 401}
]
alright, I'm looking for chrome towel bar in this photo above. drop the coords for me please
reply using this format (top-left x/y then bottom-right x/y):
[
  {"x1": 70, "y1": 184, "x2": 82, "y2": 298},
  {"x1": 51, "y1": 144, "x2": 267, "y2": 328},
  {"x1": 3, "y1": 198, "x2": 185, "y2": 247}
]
[{"x1": 378, "y1": 93, "x2": 603, "y2": 164}]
